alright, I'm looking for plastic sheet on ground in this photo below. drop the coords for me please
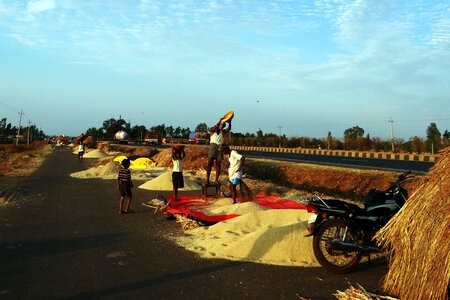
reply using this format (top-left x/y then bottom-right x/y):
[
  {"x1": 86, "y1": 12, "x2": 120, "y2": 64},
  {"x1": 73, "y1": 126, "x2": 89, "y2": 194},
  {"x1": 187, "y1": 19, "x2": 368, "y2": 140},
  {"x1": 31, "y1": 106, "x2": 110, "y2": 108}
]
[{"x1": 163, "y1": 192, "x2": 307, "y2": 224}]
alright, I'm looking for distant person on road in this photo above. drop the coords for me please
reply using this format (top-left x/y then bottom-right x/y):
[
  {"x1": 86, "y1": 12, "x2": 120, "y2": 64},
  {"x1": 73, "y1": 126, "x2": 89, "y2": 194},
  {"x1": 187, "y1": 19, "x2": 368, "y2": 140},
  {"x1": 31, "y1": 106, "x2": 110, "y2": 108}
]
[
  {"x1": 172, "y1": 146, "x2": 186, "y2": 202},
  {"x1": 117, "y1": 158, "x2": 133, "y2": 214},
  {"x1": 77, "y1": 142, "x2": 85, "y2": 162},
  {"x1": 206, "y1": 118, "x2": 231, "y2": 185},
  {"x1": 219, "y1": 144, "x2": 245, "y2": 204}
]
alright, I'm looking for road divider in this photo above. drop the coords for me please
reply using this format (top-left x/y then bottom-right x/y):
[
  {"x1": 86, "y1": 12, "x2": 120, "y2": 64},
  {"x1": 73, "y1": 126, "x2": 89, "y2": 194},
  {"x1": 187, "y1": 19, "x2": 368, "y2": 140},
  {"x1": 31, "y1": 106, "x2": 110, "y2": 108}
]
[{"x1": 231, "y1": 146, "x2": 436, "y2": 163}]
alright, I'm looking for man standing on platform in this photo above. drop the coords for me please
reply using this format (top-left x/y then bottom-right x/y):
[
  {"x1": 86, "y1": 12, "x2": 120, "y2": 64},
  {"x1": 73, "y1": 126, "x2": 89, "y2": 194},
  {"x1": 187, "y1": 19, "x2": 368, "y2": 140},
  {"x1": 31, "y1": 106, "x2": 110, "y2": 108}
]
[{"x1": 206, "y1": 117, "x2": 231, "y2": 185}]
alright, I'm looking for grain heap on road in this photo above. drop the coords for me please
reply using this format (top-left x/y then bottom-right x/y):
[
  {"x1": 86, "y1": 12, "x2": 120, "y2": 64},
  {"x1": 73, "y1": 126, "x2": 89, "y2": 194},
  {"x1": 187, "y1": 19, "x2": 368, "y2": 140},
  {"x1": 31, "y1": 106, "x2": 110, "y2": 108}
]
[
  {"x1": 138, "y1": 171, "x2": 201, "y2": 191},
  {"x1": 174, "y1": 208, "x2": 318, "y2": 267}
]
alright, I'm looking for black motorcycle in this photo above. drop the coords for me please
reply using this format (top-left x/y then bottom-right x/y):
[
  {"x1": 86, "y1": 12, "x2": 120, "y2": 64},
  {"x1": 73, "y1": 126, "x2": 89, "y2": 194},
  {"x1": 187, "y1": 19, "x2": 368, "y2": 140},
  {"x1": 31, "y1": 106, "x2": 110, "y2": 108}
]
[{"x1": 305, "y1": 170, "x2": 412, "y2": 273}]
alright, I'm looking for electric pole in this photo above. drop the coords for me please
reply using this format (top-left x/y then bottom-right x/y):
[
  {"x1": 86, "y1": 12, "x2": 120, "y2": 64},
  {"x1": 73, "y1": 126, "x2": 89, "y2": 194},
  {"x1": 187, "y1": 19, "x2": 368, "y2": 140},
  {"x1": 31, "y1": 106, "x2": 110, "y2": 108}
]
[
  {"x1": 278, "y1": 125, "x2": 282, "y2": 148},
  {"x1": 389, "y1": 117, "x2": 394, "y2": 152},
  {"x1": 27, "y1": 120, "x2": 31, "y2": 146},
  {"x1": 16, "y1": 109, "x2": 24, "y2": 145}
]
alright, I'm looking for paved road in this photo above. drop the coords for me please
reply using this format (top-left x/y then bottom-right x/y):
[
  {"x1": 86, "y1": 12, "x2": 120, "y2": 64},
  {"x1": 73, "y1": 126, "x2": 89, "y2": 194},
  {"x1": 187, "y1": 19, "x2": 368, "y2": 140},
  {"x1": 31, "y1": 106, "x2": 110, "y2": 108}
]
[
  {"x1": 239, "y1": 150, "x2": 434, "y2": 173},
  {"x1": 0, "y1": 147, "x2": 388, "y2": 300},
  {"x1": 152, "y1": 144, "x2": 433, "y2": 173}
]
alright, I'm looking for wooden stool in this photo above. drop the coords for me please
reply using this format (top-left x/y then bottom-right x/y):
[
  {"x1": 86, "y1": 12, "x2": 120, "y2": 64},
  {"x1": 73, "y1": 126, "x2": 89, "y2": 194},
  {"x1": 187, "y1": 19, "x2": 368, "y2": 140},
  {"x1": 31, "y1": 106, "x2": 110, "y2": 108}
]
[{"x1": 202, "y1": 182, "x2": 220, "y2": 199}]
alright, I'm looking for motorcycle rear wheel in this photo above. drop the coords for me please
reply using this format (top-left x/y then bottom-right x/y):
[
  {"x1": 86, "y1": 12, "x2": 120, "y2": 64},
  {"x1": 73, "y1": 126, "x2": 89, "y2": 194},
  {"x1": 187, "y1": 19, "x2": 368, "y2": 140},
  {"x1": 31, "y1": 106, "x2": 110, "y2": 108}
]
[{"x1": 313, "y1": 218, "x2": 362, "y2": 274}]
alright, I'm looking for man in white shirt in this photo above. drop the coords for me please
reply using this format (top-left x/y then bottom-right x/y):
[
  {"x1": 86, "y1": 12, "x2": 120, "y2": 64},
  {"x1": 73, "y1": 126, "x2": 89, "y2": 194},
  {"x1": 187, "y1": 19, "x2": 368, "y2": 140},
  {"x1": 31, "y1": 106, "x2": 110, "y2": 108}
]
[
  {"x1": 219, "y1": 144, "x2": 245, "y2": 204},
  {"x1": 206, "y1": 118, "x2": 231, "y2": 184}
]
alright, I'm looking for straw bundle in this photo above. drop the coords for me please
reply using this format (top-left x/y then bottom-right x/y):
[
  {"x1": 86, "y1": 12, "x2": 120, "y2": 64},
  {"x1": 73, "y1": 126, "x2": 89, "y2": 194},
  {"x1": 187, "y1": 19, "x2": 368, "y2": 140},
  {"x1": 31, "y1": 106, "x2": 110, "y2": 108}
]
[
  {"x1": 239, "y1": 180, "x2": 254, "y2": 201},
  {"x1": 143, "y1": 198, "x2": 168, "y2": 213},
  {"x1": 375, "y1": 147, "x2": 450, "y2": 300},
  {"x1": 174, "y1": 214, "x2": 200, "y2": 230},
  {"x1": 334, "y1": 284, "x2": 398, "y2": 300}
]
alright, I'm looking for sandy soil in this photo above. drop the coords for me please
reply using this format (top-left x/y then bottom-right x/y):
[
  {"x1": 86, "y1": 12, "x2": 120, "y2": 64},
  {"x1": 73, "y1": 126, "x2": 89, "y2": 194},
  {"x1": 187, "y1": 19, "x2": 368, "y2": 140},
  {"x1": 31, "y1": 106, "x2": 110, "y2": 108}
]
[{"x1": 0, "y1": 143, "x2": 52, "y2": 204}]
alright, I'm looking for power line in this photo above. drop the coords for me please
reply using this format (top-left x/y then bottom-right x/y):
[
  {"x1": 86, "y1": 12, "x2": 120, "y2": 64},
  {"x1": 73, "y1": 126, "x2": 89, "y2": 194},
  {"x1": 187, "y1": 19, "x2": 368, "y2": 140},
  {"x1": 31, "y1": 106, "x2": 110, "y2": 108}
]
[{"x1": 0, "y1": 100, "x2": 20, "y2": 114}]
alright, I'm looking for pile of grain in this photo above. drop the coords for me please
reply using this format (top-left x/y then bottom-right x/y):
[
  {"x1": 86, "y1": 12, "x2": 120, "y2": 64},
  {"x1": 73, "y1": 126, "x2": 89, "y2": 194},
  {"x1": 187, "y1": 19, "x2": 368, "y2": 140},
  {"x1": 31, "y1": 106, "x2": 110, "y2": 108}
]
[
  {"x1": 83, "y1": 149, "x2": 110, "y2": 158},
  {"x1": 175, "y1": 208, "x2": 318, "y2": 267},
  {"x1": 203, "y1": 200, "x2": 267, "y2": 216},
  {"x1": 71, "y1": 159, "x2": 165, "y2": 180},
  {"x1": 138, "y1": 171, "x2": 201, "y2": 191},
  {"x1": 71, "y1": 161, "x2": 120, "y2": 179}
]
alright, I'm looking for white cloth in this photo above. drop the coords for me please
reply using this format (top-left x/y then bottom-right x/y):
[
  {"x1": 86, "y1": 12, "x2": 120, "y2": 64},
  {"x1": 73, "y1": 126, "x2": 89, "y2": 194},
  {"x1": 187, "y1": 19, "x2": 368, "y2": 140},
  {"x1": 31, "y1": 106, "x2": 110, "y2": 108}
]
[
  {"x1": 210, "y1": 131, "x2": 224, "y2": 145},
  {"x1": 78, "y1": 144, "x2": 84, "y2": 152},
  {"x1": 172, "y1": 158, "x2": 182, "y2": 172},
  {"x1": 228, "y1": 150, "x2": 243, "y2": 181}
]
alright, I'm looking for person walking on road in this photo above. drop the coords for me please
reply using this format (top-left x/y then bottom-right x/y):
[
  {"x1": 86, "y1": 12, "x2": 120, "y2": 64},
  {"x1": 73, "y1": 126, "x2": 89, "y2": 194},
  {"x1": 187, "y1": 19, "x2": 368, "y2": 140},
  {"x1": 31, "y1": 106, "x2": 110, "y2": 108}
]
[
  {"x1": 77, "y1": 142, "x2": 85, "y2": 162},
  {"x1": 219, "y1": 144, "x2": 245, "y2": 204},
  {"x1": 171, "y1": 145, "x2": 186, "y2": 202},
  {"x1": 117, "y1": 158, "x2": 133, "y2": 214},
  {"x1": 206, "y1": 118, "x2": 231, "y2": 185}
]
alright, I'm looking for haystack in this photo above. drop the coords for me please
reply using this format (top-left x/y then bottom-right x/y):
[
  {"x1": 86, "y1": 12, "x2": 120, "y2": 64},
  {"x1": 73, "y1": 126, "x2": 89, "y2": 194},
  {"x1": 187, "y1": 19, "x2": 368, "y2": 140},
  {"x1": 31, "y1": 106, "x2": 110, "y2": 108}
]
[{"x1": 375, "y1": 147, "x2": 450, "y2": 300}]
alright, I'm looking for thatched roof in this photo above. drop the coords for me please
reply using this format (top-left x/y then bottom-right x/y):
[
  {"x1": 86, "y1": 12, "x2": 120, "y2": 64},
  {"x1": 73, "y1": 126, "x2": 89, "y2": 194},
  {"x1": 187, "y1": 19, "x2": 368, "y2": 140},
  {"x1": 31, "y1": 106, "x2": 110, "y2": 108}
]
[{"x1": 375, "y1": 147, "x2": 450, "y2": 300}]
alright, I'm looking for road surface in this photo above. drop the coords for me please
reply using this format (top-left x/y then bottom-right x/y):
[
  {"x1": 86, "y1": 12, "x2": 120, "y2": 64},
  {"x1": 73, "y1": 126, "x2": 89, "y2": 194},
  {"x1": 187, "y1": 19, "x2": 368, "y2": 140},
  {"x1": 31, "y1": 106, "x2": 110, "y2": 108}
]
[
  {"x1": 239, "y1": 150, "x2": 433, "y2": 173},
  {"x1": 0, "y1": 147, "x2": 389, "y2": 299}
]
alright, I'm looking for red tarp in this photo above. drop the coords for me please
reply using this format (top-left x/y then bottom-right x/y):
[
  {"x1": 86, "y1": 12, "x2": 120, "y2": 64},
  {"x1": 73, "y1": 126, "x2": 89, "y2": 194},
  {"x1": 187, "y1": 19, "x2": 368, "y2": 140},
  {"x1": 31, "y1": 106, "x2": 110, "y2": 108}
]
[{"x1": 164, "y1": 192, "x2": 307, "y2": 224}]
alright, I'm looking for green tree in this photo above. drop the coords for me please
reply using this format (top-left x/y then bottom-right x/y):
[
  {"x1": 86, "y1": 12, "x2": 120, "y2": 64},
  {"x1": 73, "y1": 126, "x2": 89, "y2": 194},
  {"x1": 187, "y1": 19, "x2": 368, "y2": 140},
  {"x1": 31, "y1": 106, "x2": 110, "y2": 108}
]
[
  {"x1": 410, "y1": 136, "x2": 426, "y2": 154},
  {"x1": 426, "y1": 122, "x2": 441, "y2": 154},
  {"x1": 343, "y1": 125, "x2": 364, "y2": 150},
  {"x1": 327, "y1": 131, "x2": 332, "y2": 150},
  {"x1": 442, "y1": 130, "x2": 449, "y2": 147},
  {"x1": 195, "y1": 122, "x2": 208, "y2": 133},
  {"x1": 150, "y1": 124, "x2": 166, "y2": 138},
  {"x1": 130, "y1": 125, "x2": 146, "y2": 142},
  {"x1": 84, "y1": 127, "x2": 103, "y2": 140},
  {"x1": 174, "y1": 126, "x2": 182, "y2": 137},
  {"x1": 102, "y1": 118, "x2": 126, "y2": 138},
  {"x1": 344, "y1": 126, "x2": 365, "y2": 139}
]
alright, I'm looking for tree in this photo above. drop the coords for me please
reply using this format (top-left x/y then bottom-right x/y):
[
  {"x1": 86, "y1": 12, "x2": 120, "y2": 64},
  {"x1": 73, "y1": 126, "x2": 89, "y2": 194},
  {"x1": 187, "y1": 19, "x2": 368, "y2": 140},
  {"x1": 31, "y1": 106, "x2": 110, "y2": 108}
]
[
  {"x1": 85, "y1": 127, "x2": 103, "y2": 140},
  {"x1": 195, "y1": 122, "x2": 208, "y2": 133},
  {"x1": 443, "y1": 130, "x2": 450, "y2": 147},
  {"x1": 130, "y1": 125, "x2": 146, "y2": 141},
  {"x1": 426, "y1": 122, "x2": 441, "y2": 154},
  {"x1": 344, "y1": 126, "x2": 365, "y2": 139},
  {"x1": 410, "y1": 136, "x2": 426, "y2": 154},
  {"x1": 327, "y1": 131, "x2": 332, "y2": 150},
  {"x1": 102, "y1": 118, "x2": 126, "y2": 138},
  {"x1": 174, "y1": 126, "x2": 182, "y2": 137},
  {"x1": 343, "y1": 125, "x2": 364, "y2": 150},
  {"x1": 150, "y1": 124, "x2": 166, "y2": 138}
]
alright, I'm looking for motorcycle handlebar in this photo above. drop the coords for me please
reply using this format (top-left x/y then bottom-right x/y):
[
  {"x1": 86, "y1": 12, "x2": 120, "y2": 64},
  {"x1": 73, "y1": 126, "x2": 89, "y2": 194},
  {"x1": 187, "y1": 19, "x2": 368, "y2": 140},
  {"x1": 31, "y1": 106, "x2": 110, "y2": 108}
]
[{"x1": 397, "y1": 170, "x2": 412, "y2": 183}]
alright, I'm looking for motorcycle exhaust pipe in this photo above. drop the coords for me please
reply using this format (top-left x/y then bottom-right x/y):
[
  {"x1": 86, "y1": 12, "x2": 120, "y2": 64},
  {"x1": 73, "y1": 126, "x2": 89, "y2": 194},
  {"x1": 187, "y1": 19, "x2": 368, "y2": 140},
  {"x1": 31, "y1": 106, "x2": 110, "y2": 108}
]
[{"x1": 331, "y1": 240, "x2": 383, "y2": 253}]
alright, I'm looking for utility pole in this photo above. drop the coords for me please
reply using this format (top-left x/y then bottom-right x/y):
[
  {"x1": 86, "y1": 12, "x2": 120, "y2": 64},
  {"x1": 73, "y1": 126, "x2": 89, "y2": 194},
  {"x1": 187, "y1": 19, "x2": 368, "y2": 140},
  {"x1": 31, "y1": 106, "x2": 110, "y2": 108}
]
[
  {"x1": 16, "y1": 109, "x2": 24, "y2": 145},
  {"x1": 278, "y1": 125, "x2": 282, "y2": 148},
  {"x1": 27, "y1": 120, "x2": 31, "y2": 146},
  {"x1": 389, "y1": 117, "x2": 394, "y2": 152}
]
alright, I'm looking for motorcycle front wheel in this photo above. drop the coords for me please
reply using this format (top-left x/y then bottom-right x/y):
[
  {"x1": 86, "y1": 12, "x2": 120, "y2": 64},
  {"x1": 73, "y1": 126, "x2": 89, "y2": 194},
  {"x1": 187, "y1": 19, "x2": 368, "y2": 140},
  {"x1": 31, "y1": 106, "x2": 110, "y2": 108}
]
[{"x1": 313, "y1": 218, "x2": 362, "y2": 274}]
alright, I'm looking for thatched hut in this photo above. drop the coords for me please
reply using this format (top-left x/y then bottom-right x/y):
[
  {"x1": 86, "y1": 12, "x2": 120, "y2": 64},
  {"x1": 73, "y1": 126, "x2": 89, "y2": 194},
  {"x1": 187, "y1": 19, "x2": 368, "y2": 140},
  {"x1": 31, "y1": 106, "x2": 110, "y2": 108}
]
[{"x1": 375, "y1": 147, "x2": 450, "y2": 299}]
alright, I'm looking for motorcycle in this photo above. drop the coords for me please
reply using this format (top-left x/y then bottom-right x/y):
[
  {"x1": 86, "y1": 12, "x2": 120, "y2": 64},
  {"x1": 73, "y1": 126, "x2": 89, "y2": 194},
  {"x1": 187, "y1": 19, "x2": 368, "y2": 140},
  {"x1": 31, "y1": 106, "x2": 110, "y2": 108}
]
[{"x1": 305, "y1": 170, "x2": 412, "y2": 273}]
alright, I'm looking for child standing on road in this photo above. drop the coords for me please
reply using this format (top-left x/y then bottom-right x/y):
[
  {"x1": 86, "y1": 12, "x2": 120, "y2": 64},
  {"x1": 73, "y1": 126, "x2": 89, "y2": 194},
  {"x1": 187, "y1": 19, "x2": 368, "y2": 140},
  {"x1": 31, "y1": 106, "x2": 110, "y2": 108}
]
[
  {"x1": 172, "y1": 146, "x2": 186, "y2": 202},
  {"x1": 117, "y1": 158, "x2": 133, "y2": 214}
]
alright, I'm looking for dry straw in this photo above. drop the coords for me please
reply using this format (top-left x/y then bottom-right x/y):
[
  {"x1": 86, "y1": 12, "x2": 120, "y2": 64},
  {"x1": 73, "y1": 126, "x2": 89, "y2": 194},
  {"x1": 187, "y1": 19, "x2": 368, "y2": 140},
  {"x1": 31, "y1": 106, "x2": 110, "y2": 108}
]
[
  {"x1": 375, "y1": 147, "x2": 450, "y2": 300},
  {"x1": 174, "y1": 214, "x2": 200, "y2": 230},
  {"x1": 334, "y1": 284, "x2": 398, "y2": 300}
]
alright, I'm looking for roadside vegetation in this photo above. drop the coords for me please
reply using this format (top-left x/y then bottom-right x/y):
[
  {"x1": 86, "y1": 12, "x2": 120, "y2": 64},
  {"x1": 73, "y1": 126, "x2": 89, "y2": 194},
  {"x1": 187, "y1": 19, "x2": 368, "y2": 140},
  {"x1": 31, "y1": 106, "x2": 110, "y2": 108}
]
[{"x1": 82, "y1": 117, "x2": 449, "y2": 154}]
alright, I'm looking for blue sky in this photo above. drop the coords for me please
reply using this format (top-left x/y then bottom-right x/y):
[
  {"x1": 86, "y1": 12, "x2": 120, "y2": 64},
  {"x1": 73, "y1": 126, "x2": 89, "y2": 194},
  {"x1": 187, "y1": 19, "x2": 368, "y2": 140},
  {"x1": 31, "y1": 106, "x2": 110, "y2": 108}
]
[{"x1": 0, "y1": 0, "x2": 449, "y2": 139}]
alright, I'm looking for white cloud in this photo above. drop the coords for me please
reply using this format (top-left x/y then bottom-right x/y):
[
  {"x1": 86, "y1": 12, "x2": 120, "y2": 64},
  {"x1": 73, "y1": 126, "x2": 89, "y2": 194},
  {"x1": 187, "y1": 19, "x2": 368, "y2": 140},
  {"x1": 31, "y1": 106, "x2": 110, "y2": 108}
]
[{"x1": 27, "y1": 0, "x2": 55, "y2": 14}]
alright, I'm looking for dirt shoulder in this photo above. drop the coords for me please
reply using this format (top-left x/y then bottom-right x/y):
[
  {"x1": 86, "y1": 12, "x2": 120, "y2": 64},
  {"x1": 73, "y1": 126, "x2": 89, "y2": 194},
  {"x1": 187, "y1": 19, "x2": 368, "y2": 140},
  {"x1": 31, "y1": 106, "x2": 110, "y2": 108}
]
[{"x1": 0, "y1": 142, "x2": 53, "y2": 204}]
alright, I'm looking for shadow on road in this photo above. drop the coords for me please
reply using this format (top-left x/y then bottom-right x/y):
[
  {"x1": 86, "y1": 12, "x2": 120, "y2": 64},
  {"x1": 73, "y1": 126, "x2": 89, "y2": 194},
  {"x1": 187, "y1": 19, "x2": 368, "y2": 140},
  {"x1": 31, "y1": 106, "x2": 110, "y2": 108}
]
[
  {"x1": 62, "y1": 261, "x2": 247, "y2": 299},
  {"x1": 0, "y1": 233, "x2": 124, "y2": 261}
]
